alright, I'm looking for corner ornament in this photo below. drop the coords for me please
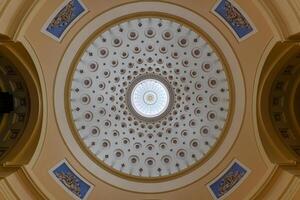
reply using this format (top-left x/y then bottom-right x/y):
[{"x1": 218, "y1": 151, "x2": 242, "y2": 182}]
[
  {"x1": 49, "y1": 159, "x2": 93, "y2": 200},
  {"x1": 208, "y1": 159, "x2": 250, "y2": 199},
  {"x1": 212, "y1": 0, "x2": 257, "y2": 41},
  {"x1": 41, "y1": 0, "x2": 88, "y2": 42}
]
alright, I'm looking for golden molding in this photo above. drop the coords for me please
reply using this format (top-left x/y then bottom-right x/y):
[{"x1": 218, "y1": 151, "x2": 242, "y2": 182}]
[
  {"x1": 54, "y1": 1, "x2": 245, "y2": 193},
  {"x1": 65, "y1": 14, "x2": 233, "y2": 182}
]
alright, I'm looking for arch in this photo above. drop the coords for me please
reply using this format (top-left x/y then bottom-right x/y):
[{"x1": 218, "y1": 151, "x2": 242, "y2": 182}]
[
  {"x1": 0, "y1": 36, "x2": 43, "y2": 178},
  {"x1": 258, "y1": 0, "x2": 300, "y2": 40},
  {"x1": 257, "y1": 42, "x2": 300, "y2": 171}
]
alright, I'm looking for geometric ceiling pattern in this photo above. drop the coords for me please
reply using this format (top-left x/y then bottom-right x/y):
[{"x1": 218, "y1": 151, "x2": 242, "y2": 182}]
[
  {"x1": 0, "y1": 0, "x2": 300, "y2": 200},
  {"x1": 68, "y1": 16, "x2": 231, "y2": 179}
]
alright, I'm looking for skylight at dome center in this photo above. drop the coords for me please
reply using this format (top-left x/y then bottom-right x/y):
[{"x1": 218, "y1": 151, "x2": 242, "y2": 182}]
[{"x1": 131, "y1": 79, "x2": 170, "y2": 118}]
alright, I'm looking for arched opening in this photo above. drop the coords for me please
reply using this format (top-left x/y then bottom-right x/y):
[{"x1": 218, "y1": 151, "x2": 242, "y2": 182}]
[
  {"x1": 0, "y1": 35, "x2": 43, "y2": 177},
  {"x1": 258, "y1": 42, "x2": 300, "y2": 171}
]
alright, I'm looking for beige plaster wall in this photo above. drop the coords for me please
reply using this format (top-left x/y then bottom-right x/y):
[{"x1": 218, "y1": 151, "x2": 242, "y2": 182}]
[{"x1": 1, "y1": 0, "x2": 300, "y2": 199}]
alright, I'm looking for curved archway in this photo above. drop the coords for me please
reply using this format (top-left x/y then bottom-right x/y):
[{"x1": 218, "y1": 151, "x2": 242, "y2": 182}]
[
  {"x1": 0, "y1": 35, "x2": 43, "y2": 177},
  {"x1": 257, "y1": 42, "x2": 300, "y2": 171}
]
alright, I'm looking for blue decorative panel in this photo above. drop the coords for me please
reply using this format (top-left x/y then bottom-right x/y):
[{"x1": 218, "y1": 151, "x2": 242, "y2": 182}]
[
  {"x1": 42, "y1": 0, "x2": 87, "y2": 41},
  {"x1": 212, "y1": 0, "x2": 256, "y2": 41},
  {"x1": 50, "y1": 160, "x2": 93, "y2": 200},
  {"x1": 208, "y1": 160, "x2": 250, "y2": 200}
]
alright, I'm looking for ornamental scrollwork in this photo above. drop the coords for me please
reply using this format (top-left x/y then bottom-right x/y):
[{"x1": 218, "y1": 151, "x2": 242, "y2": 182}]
[
  {"x1": 224, "y1": 1, "x2": 251, "y2": 29},
  {"x1": 48, "y1": 1, "x2": 75, "y2": 29},
  {"x1": 218, "y1": 170, "x2": 245, "y2": 196},
  {"x1": 54, "y1": 171, "x2": 82, "y2": 198}
]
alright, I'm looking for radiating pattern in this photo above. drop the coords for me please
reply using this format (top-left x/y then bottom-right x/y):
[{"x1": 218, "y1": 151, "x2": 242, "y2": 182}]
[{"x1": 69, "y1": 18, "x2": 230, "y2": 178}]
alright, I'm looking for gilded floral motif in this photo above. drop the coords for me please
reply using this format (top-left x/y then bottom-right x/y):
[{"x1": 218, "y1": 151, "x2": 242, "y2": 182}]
[
  {"x1": 208, "y1": 160, "x2": 250, "y2": 199},
  {"x1": 50, "y1": 160, "x2": 93, "y2": 200},
  {"x1": 224, "y1": 1, "x2": 250, "y2": 29},
  {"x1": 218, "y1": 170, "x2": 245, "y2": 196},
  {"x1": 54, "y1": 171, "x2": 81, "y2": 198},
  {"x1": 48, "y1": 1, "x2": 75, "y2": 29},
  {"x1": 42, "y1": 0, "x2": 87, "y2": 41},
  {"x1": 213, "y1": 0, "x2": 256, "y2": 40}
]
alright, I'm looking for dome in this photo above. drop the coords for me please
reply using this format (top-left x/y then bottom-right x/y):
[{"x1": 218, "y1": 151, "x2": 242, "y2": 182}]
[
  {"x1": 0, "y1": 1, "x2": 300, "y2": 200},
  {"x1": 68, "y1": 17, "x2": 231, "y2": 179}
]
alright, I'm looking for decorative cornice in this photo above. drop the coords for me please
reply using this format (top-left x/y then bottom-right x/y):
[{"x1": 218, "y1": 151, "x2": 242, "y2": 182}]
[
  {"x1": 0, "y1": 0, "x2": 37, "y2": 39},
  {"x1": 253, "y1": 167, "x2": 295, "y2": 199},
  {"x1": 19, "y1": 166, "x2": 54, "y2": 199},
  {"x1": 258, "y1": 0, "x2": 300, "y2": 40},
  {"x1": 0, "y1": 179, "x2": 18, "y2": 200},
  {"x1": 0, "y1": 0, "x2": 9, "y2": 18}
]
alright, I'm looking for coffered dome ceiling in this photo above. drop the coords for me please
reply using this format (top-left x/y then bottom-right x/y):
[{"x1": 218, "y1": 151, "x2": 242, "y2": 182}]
[
  {"x1": 1, "y1": 0, "x2": 300, "y2": 200},
  {"x1": 68, "y1": 17, "x2": 231, "y2": 179},
  {"x1": 54, "y1": 2, "x2": 245, "y2": 193}
]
